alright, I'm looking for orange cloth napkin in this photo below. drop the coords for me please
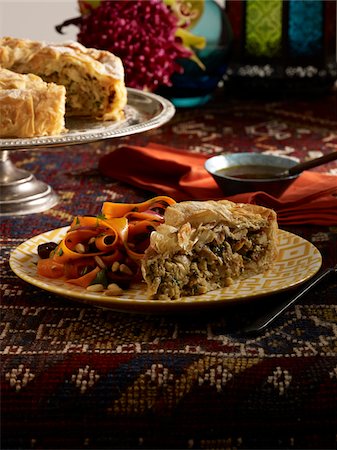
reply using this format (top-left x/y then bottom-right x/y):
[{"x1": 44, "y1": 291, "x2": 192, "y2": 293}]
[{"x1": 98, "y1": 143, "x2": 337, "y2": 226}]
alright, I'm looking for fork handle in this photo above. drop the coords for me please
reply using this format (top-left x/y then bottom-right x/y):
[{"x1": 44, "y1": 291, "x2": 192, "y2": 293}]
[{"x1": 242, "y1": 267, "x2": 335, "y2": 335}]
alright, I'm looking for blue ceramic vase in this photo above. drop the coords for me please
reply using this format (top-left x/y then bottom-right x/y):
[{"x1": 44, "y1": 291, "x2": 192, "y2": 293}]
[{"x1": 158, "y1": 0, "x2": 233, "y2": 107}]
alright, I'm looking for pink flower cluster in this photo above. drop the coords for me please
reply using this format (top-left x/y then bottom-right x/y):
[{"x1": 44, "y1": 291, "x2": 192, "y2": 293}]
[{"x1": 77, "y1": 0, "x2": 192, "y2": 91}]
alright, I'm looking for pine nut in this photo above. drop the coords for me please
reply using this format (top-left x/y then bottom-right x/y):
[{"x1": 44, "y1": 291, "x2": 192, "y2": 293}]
[
  {"x1": 105, "y1": 283, "x2": 124, "y2": 296},
  {"x1": 111, "y1": 261, "x2": 120, "y2": 272},
  {"x1": 88, "y1": 237, "x2": 96, "y2": 245},
  {"x1": 94, "y1": 256, "x2": 106, "y2": 269},
  {"x1": 120, "y1": 264, "x2": 133, "y2": 275},
  {"x1": 86, "y1": 284, "x2": 104, "y2": 292},
  {"x1": 75, "y1": 243, "x2": 86, "y2": 254}
]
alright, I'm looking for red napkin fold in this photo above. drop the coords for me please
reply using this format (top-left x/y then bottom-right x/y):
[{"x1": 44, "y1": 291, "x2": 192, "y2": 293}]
[{"x1": 98, "y1": 143, "x2": 337, "y2": 226}]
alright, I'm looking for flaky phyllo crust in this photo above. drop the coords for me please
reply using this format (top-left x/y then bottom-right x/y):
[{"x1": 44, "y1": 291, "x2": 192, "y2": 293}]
[
  {"x1": 0, "y1": 36, "x2": 127, "y2": 122},
  {"x1": 0, "y1": 68, "x2": 66, "y2": 138},
  {"x1": 141, "y1": 200, "x2": 278, "y2": 300}
]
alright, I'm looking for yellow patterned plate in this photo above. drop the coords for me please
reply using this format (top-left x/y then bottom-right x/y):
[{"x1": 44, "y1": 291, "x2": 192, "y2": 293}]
[{"x1": 9, "y1": 227, "x2": 322, "y2": 313}]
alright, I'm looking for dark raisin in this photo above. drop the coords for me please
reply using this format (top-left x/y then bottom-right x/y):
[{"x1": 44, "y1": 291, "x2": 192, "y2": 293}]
[
  {"x1": 88, "y1": 241, "x2": 98, "y2": 253},
  {"x1": 37, "y1": 242, "x2": 58, "y2": 259}
]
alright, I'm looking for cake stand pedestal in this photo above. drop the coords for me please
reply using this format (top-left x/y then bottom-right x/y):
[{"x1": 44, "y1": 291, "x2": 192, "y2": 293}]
[{"x1": 0, "y1": 150, "x2": 59, "y2": 215}]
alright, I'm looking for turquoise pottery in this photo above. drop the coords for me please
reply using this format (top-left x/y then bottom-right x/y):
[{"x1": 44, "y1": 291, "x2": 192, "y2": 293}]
[{"x1": 158, "y1": 0, "x2": 233, "y2": 108}]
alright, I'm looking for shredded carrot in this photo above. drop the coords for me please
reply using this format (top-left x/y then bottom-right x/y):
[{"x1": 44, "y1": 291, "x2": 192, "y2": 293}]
[
  {"x1": 67, "y1": 266, "x2": 101, "y2": 288},
  {"x1": 37, "y1": 259, "x2": 64, "y2": 279},
  {"x1": 37, "y1": 196, "x2": 176, "y2": 288},
  {"x1": 101, "y1": 196, "x2": 176, "y2": 219}
]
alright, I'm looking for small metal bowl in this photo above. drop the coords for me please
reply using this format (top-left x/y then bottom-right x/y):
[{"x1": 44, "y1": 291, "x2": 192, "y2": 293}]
[{"x1": 205, "y1": 153, "x2": 299, "y2": 197}]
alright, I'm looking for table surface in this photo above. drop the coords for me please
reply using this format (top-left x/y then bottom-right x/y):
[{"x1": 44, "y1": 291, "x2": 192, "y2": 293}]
[{"x1": 1, "y1": 91, "x2": 337, "y2": 450}]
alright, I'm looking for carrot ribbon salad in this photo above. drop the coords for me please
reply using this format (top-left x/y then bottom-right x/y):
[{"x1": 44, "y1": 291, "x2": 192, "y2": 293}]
[{"x1": 37, "y1": 196, "x2": 176, "y2": 292}]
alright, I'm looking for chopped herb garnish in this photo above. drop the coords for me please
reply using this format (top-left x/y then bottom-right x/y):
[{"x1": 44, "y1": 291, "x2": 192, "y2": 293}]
[
  {"x1": 90, "y1": 268, "x2": 109, "y2": 288},
  {"x1": 80, "y1": 266, "x2": 89, "y2": 276}
]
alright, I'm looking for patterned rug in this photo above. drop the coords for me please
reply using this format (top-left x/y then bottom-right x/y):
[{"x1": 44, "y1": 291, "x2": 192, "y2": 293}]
[{"x1": 1, "y1": 91, "x2": 337, "y2": 449}]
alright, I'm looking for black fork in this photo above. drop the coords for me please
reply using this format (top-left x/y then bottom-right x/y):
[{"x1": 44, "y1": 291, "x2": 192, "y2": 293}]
[{"x1": 241, "y1": 265, "x2": 337, "y2": 336}]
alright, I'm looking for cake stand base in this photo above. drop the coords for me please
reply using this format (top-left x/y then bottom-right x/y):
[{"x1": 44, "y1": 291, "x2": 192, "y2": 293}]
[{"x1": 0, "y1": 151, "x2": 59, "y2": 216}]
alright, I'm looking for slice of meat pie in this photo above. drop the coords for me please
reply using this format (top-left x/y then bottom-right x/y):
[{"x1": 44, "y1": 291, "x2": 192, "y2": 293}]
[
  {"x1": 141, "y1": 200, "x2": 278, "y2": 299},
  {"x1": 0, "y1": 68, "x2": 66, "y2": 138}
]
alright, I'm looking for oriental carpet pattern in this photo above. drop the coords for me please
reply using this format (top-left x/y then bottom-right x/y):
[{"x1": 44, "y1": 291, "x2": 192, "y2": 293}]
[{"x1": 1, "y1": 93, "x2": 337, "y2": 449}]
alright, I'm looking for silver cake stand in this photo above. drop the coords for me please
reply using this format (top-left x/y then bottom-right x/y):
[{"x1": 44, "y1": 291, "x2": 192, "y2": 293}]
[{"x1": 0, "y1": 88, "x2": 175, "y2": 216}]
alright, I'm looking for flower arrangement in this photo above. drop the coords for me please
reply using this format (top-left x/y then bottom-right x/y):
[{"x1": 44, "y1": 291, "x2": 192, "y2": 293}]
[{"x1": 56, "y1": 0, "x2": 206, "y2": 91}]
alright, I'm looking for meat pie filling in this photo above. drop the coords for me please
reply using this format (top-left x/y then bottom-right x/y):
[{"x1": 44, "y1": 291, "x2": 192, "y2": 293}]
[
  {"x1": 144, "y1": 224, "x2": 270, "y2": 300},
  {"x1": 37, "y1": 67, "x2": 108, "y2": 116}
]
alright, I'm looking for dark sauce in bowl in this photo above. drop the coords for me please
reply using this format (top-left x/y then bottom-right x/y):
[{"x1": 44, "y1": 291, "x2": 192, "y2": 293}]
[{"x1": 215, "y1": 165, "x2": 286, "y2": 180}]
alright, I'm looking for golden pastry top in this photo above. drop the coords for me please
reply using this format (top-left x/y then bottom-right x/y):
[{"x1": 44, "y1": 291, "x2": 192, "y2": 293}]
[
  {"x1": 0, "y1": 67, "x2": 51, "y2": 90},
  {"x1": 0, "y1": 36, "x2": 125, "y2": 81}
]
